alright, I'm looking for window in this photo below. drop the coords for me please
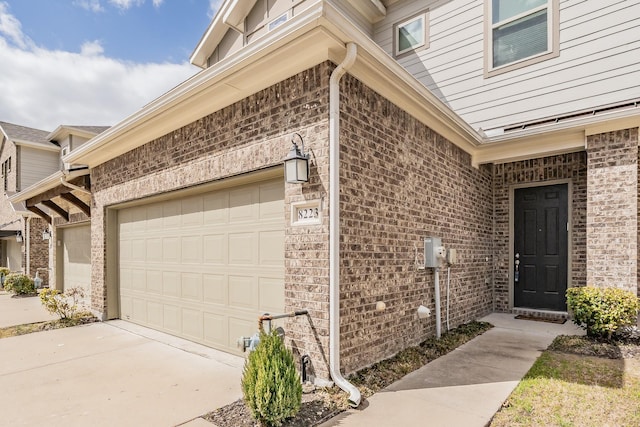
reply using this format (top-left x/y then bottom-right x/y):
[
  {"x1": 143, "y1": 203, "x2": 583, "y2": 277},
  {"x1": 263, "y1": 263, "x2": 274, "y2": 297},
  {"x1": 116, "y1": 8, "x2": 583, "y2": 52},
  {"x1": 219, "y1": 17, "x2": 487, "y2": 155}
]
[
  {"x1": 394, "y1": 11, "x2": 429, "y2": 57},
  {"x1": 2, "y1": 157, "x2": 9, "y2": 191},
  {"x1": 487, "y1": 0, "x2": 558, "y2": 75},
  {"x1": 268, "y1": 11, "x2": 290, "y2": 32}
]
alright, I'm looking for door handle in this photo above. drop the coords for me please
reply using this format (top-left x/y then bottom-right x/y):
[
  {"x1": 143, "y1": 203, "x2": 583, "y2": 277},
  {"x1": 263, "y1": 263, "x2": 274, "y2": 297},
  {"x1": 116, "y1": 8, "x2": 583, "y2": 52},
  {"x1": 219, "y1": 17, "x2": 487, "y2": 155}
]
[{"x1": 514, "y1": 253, "x2": 520, "y2": 282}]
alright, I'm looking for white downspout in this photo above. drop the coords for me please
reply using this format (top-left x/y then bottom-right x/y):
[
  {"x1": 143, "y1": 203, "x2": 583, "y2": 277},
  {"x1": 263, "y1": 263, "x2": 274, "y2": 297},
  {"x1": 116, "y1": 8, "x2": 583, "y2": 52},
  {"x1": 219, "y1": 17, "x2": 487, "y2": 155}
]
[
  {"x1": 329, "y1": 42, "x2": 361, "y2": 408},
  {"x1": 25, "y1": 217, "x2": 30, "y2": 276}
]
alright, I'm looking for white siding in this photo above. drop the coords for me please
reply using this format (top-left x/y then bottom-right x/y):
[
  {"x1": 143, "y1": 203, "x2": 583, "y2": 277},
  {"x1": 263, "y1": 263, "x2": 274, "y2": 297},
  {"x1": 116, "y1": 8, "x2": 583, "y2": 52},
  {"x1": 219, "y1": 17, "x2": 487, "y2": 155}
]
[
  {"x1": 19, "y1": 146, "x2": 59, "y2": 191},
  {"x1": 374, "y1": 0, "x2": 640, "y2": 130}
]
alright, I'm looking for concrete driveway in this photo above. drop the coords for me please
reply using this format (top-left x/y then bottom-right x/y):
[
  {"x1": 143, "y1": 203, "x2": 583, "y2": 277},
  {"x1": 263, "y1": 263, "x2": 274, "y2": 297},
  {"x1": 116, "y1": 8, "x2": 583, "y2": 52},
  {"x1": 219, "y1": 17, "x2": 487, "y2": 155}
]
[
  {"x1": 0, "y1": 320, "x2": 244, "y2": 426},
  {"x1": 0, "y1": 290, "x2": 57, "y2": 327}
]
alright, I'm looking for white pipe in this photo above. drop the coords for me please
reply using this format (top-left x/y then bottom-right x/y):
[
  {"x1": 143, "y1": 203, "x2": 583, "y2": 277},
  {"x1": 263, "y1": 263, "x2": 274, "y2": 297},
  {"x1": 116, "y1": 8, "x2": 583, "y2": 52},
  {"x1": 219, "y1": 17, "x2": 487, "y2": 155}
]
[
  {"x1": 25, "y1": 217, "x2": 30, "y2": 276},
  {"x1": 60, "y1": 177, "x2": 91, "y2": 195},
  {"x1": 446, "y1": 266, "x2": 451, "y2": 332},
  {"x1": 434, "y1": 267, "x2": 441, "y2": 339},
  {"x1": 329, "y1": 42, "x2": 361, "y2": 408}
]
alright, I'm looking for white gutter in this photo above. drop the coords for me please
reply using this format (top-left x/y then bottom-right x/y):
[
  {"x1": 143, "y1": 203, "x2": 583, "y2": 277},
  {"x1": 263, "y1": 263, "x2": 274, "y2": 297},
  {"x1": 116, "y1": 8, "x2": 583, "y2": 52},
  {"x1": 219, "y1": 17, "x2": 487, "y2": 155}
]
[
  {"x1": 25, "y1": 217, "x2": 30, "y2": 276},
  {"x1": 329, "y1": 42, "x2": 361, "y2": 408}
]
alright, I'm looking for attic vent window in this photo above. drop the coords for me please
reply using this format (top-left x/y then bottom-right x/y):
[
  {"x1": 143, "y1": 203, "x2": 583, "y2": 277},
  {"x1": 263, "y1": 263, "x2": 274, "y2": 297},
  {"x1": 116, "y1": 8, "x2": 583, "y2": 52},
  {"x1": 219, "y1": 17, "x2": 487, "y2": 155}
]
[
  {"x1": 268, "y1": 11, "x2": 290, "y2": 31},
  {"x1": 394, "y1": 11, "x2": 429, "y2": 57}
]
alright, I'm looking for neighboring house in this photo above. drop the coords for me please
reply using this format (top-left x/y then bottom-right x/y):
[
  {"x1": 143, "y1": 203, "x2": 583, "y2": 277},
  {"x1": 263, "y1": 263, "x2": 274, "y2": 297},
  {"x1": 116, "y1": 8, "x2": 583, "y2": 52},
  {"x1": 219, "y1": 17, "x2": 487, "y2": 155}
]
[
  {"x1": 8, "y1": 125, "x2": 108, "y2": 302},
  {"x1": 0, "y1": 121, "x2": 60, "y2": 283},
  {"x1": 59, "y1": 0, "x2": 639, "y2": 397}
]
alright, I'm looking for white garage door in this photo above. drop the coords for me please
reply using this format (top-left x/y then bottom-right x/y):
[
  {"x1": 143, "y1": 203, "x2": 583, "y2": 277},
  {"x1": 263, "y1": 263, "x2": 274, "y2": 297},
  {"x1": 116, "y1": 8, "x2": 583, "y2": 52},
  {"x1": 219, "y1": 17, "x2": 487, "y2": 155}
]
[
  {"x1": 118, "y1": 179, "x2": 285, "y2": 354},
  {"x1": 61, "y1": 224, "x2": 92, "y2": 304}
]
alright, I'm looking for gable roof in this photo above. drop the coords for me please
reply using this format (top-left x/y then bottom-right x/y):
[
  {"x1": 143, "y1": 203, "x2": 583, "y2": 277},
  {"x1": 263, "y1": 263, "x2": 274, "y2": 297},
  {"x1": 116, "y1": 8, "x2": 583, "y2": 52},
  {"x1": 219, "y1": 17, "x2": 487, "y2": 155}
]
[
  {"x1": 47, "y1": 125, "x2": 110, "y2": 142},
  {"x1": 0, "y1": 121, "x2": 52, "y2": 147}
]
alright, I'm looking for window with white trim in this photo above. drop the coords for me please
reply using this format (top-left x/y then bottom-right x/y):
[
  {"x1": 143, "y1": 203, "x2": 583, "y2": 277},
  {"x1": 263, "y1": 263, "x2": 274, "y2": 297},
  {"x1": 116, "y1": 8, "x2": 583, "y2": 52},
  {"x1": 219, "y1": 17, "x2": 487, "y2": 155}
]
[
  {"x1": 394, "y1": 11, "x2": 429, "y2": 57},
  {"x1": 488, "y1": 0, "x2": 558, "y2": 72}
]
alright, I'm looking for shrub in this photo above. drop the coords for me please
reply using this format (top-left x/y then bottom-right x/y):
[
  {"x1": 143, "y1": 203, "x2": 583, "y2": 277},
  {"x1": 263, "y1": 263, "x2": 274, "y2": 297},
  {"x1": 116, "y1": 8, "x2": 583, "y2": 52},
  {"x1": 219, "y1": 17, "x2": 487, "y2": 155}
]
[
  {"x1": 3, "y1": 273, "x2": 35, "y2": 295},
  {"x1": 566, "y1": 286, "x2": 640, "y2": 339},
  {"x1": 39, "y1": 287, "x2": 87, "y2": 320},
  {"x1": 241, "y1": 328, "x2": 302, "y2": 426},
  {"x1": 0, "y1": 267, "x2": 10, "y2": 288}
]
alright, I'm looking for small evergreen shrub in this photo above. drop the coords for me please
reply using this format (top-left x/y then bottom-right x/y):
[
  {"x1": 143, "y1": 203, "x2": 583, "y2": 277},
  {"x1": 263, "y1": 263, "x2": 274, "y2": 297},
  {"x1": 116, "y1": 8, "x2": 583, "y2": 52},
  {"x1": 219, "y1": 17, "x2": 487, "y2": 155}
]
[
  {"x1": 40, "y1": 287, "x2": 87, "y2": 321},
  {"x1": 3, "y1": 273, "x2": 35, "y2": 295},
  {"x1": 567, "y1": 286, "x2": 640, "y2": 339},
  {"x1": 241, "y1": 329, "x2": 302, "y2": 426},
  {"x1": 0, "y1": 267, "x2": 10, "y2": 288}
]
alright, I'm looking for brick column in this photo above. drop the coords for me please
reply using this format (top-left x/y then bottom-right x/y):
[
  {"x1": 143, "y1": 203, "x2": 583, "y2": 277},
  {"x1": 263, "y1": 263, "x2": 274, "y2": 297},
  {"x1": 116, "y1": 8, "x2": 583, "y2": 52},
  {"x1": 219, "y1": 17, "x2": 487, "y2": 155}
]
[{"x1": 586, "y1": 128, "x2": 639, "y2": 292}]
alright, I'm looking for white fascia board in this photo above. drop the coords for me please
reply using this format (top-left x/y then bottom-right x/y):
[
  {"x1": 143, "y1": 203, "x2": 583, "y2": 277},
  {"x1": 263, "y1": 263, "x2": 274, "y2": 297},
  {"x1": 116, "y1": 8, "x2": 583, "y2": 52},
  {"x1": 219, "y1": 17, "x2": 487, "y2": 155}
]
[
  {"x1": 8, "y1": 169, "x2": 89, "y2": 203},
  {"x1": 47, "y1": 125, "x2": 101, "y2": 142},
  {"x1": 190, "y1": 0, "x2": 235, "y2": 68},
  {"x1": 472, "y1": 129, "x2": 585, "y2": 167},
  {"x1": 14, "y1": 139, "x2": 60, "y2": 152},
  {"x1": 223, "y1": 0, "x2": 258, "y2": 33},
  {"x1": 345, "y1": 0, "x2": 386, "y2": 23}
]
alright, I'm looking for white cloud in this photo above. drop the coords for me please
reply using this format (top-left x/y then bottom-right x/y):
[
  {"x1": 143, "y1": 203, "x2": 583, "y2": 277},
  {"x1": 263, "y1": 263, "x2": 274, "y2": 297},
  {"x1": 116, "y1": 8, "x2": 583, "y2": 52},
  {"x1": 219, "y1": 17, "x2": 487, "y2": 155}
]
[
  {"x1": 0, "y1": 4, "x2": 198, "y2": 131},
  {"x1": 0, "y1": 2, "x2": 32, "y2": 49},
  {"x1": 108, "y1": 0, "x2": 144, "y2": 10},
  {"x1": 152, "y1": 0, "x2": 164, "y2": 8},
  {"x1": 80, "y1": 40, "x2": 104, "y2": 56},
  {"x1": 73, "y1": 0, "x2": 105, "y2": 13},
  {"x1": 208, "y1": 0, "x2": 223, "y2": 18}
]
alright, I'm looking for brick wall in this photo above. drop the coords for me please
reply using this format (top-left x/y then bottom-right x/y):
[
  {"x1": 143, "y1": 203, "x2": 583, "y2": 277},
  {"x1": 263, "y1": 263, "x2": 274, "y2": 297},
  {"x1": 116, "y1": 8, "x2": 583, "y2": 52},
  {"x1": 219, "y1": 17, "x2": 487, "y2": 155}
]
[
  {"x1": 586, "y1": 128, "x2": 639, "y2": 292},
  {"x1": 91, "y1": 63, "x2": 333, "y2": 376},
  {"x1": 337, "y1": 75, "x2": 494, "y2": 374},
  {"x1": 28, "y1": 217, "x2": 50, "y2": 285},
  {"x1": 493, "y1": 153, "x2": 587, "y2": 312}
]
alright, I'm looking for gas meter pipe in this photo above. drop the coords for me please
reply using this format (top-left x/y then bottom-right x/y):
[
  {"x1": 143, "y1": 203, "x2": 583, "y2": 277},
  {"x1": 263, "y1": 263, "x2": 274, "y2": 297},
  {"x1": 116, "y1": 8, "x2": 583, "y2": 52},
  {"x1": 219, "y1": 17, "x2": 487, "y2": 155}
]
[{"x1": 258, "y1": 310, "x2": 309, "y2": 331}]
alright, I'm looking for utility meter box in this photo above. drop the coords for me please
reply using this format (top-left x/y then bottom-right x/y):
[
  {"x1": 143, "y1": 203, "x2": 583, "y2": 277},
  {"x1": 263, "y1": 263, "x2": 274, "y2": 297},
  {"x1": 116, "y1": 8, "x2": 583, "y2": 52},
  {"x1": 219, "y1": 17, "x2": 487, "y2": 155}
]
[{"x1": 424, "y1": 236, "x2": 443, "y2": 268}]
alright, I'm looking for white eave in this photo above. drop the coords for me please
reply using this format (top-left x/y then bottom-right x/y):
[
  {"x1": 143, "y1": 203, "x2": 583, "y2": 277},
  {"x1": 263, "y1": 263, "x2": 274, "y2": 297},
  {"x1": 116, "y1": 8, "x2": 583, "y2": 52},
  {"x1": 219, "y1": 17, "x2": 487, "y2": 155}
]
[
  {"x1": 47, "y1": 125, "x2": 102, "y2": 142},
  {"x1": 14, "y1": 139, "x2": 60, "y2": 152},
  {"x1": 8, "y1": 169, "x2": 89, "y2": 204}
]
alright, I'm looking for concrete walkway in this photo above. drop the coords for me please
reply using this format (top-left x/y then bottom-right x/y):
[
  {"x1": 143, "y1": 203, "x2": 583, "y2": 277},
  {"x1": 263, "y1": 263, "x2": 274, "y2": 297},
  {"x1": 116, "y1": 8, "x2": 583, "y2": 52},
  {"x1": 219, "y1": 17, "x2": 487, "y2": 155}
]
[
  {"x1": 321, "y1": 313, "x2": 583, "y2": 427},
  {"x1": 0, "y1": 319, "x2": 244, "y2": 427},
  {"x1": 0, "y1": 289, "x2": 57, "y2": 327}
]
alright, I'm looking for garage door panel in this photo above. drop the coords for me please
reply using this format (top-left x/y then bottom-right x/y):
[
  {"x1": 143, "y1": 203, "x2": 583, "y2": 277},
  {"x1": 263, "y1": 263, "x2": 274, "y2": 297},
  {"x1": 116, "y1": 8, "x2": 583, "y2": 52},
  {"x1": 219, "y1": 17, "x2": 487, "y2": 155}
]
[
  {"x1": 228, "y1": 275, "x2": 257, "y2": 309},
  {"x1": 163, "y1": 200, "x2": 181, "y2": 228},
  {"x1": 182, "y1": 308, "x2": 203, "y2": 340},
  {"x1": 132, "y1": 239, "x2": 146, "y2": 261},
  {"x1": 132, "y1": 298, "x2": 147, "y2": 322},
  {"x1": 147, "y1": 301, "x2": 163, "y2": 327},
  {"x1": 203, "y1": 192, "x2": 228, "y2": 223},
  {"x1": 146, "y1": 204, "x2": 164, "y2": 229},
  {"x1": 259, "y1": 277, "x2": 285, "y2": 314},
  {"x1": 163, "y1": 237, "x2": 181, "y2": 262},
  {"x1": 132, "y1": 269, "x2": 146, "y2": 291},
  {"x1": 146, "y1": 270, "x2": 163, "y2": 294},
  {"x1": 203, "y1": 234, "x2": 226, "y2": 264},
  {"x1": 162, "y1": 271, "x2": 180, "y2": 297},
  {"x1": 259, "y1": 230, "x2": 284, "y2": 265},
  {"x1": 119, "y1": 178, "x2": 284, "y2": 354},
  {"x1": 181, "y1": 196, "x2": 204, "y2": 226},
  {"x1": 181, "y1": 236, "x2": 203, "y2": 263},
  {"x1": 229, "y1": 187, "x2": 258, "y2": 222},
  {"x1": 203, "y1": 274, "x2": 226, "y2": 304},
  {"x1": 259, "y1": 181, "x2": 284, "y2": 219},
  {"x1": 147, "y1": 238, "x2": 163, "y2": 262},
  {"x1": 229, "y1": 233, "x2": 255, "y2": 264},
  {"x1": 181, "y1": 272, "x2": 202, "y2": 301},
  {"x1": 204, "y1": 312, "x2": 227, "y2": 344},
  {"x1": 163, "y1": 305, "x2": 181, "y2": 333}
]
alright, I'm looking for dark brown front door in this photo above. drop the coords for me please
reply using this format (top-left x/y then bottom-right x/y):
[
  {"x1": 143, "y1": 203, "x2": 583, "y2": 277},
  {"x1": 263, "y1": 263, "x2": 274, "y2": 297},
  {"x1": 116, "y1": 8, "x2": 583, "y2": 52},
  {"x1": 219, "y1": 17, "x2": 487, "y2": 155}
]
[{"x1": 514, "y1": 184, "x2": 568, "y2": 311}]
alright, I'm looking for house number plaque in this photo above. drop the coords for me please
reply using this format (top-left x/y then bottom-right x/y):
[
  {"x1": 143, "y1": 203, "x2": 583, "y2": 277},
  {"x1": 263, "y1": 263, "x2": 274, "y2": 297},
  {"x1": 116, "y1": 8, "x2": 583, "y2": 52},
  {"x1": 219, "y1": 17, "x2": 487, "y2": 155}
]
[{"x1": 292, "y1": 200, "x2": 322, "y2": 226}]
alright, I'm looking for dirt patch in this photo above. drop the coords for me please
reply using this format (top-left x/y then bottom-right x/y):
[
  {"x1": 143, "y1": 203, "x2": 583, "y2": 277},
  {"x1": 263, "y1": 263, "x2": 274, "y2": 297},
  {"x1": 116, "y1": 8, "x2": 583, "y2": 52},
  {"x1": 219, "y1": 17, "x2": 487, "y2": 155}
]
[
  {"x1": 0, "y1": 316, "x2": 99, "y2": 339},
  {"x1": 204, "y1": 321, "x2": 492, "y2": 427}
]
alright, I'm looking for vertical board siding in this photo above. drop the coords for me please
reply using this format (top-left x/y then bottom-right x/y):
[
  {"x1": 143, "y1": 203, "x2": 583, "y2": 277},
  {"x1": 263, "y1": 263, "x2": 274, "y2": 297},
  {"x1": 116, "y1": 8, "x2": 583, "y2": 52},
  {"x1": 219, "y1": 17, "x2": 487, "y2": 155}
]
[{"x1": 19, "y1": 146, "x2": 59, "y2": 190}]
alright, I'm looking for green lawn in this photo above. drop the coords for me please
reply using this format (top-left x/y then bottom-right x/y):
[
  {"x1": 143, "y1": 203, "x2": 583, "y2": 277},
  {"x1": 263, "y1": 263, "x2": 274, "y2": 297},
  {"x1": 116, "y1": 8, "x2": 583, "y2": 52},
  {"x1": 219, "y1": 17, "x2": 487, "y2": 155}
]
[{"x1": 491, "y1": 336, "x2": 640, "y2": 427}]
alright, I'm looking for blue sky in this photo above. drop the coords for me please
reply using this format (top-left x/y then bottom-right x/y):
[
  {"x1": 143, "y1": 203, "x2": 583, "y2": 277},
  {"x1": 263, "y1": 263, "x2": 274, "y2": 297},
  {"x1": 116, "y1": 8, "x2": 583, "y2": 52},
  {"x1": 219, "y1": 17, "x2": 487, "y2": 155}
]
[{"x1": 0, "y1": 0, "x2": 222, "y2": 130}]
